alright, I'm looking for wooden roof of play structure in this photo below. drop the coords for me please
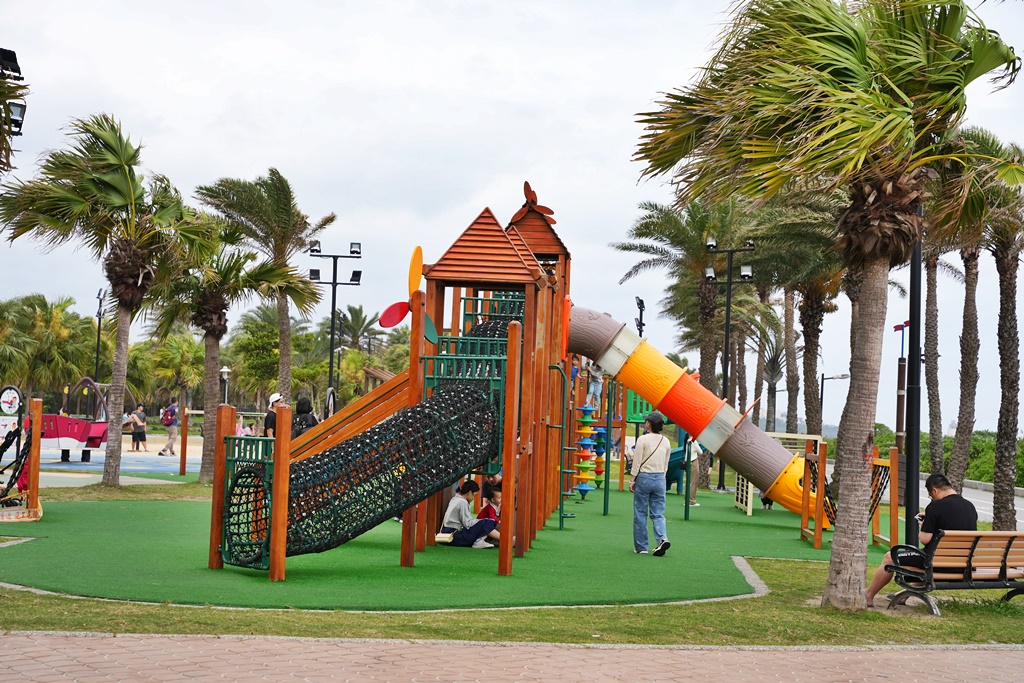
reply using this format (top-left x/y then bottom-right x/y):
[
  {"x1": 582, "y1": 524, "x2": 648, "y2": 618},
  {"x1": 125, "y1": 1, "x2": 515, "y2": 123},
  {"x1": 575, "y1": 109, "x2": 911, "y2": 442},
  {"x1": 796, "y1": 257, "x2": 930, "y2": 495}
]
[
  {"x1": 424, "y1": 206, "x2": 544, "y2": 287},
  {"x1": 423, "y1": 182, "x2": 568, "y2": 288},
  {"x1": 507, "y1": 182, "x2": 569, "y2": 259}
]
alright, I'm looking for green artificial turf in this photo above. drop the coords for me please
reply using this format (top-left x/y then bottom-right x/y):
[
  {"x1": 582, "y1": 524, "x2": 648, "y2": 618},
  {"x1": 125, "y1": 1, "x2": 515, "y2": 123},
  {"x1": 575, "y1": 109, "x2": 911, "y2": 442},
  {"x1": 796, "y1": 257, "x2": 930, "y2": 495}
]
[{"x1": 0, "y1": 485, "x2": 894, "y2": 611}]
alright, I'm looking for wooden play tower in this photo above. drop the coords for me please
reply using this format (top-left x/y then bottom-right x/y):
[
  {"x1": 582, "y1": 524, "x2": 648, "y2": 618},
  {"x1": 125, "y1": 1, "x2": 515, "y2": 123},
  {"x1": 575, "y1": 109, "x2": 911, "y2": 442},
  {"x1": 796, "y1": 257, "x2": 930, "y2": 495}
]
[{"x1": 412, "y1": 181, "x2": 573, "y2": 570}]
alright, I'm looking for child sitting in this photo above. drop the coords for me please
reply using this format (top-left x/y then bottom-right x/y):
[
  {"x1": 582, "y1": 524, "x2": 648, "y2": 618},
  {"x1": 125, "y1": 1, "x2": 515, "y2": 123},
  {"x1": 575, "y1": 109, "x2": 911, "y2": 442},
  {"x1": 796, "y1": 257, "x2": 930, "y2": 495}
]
[{"x1": 478, "y1": 487, "x2": 501, "y2": 527}]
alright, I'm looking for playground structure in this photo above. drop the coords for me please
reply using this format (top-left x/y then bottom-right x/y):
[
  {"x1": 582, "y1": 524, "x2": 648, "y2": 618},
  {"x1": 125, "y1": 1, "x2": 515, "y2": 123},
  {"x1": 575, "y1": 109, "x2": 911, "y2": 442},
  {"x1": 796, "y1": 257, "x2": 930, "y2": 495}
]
[
  {"x1": 0, "y1": 390, "x2": 43, "y2": 522},
  {"x1": 207, "y1": 181, "x2": 877, "y2": 581},
  {"x1": 35, "y1": 378, "x2": 139, "y2": 463},
  {"x1": 211, "y1": 183, "x2": 578, "y2": 579}
]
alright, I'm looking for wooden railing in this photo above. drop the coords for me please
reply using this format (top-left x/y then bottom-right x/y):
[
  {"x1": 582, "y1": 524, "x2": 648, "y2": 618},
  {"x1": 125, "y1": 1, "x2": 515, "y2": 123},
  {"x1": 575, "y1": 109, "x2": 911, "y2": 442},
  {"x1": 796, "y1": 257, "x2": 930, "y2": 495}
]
[{"x1": 289, "y1": 368, "x2": 412, "y2": 463}]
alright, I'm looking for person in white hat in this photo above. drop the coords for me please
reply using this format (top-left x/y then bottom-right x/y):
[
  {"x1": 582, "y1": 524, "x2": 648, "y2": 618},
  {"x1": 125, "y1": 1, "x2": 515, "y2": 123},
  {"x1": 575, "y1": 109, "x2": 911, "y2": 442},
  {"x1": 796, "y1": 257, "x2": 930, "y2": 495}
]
[{"x1": 263, "y1": 392, "x2": 284, "y2": 437}]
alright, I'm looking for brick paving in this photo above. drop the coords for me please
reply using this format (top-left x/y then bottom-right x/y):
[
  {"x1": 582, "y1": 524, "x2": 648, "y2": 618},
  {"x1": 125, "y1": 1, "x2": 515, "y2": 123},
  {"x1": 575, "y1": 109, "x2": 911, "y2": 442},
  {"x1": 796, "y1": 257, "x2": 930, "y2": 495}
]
[{"x1": 1, "y1": 632, "x2": 1022, "y2": 682}]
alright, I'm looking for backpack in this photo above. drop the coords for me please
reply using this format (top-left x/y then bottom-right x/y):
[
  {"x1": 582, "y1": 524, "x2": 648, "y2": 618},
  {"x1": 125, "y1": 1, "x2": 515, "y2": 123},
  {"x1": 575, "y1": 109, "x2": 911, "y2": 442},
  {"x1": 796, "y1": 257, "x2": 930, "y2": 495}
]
[
  {"x1": 161, "y1": 406, "x2": 175, "y2": 426},
  {"x1": 291, "y1": 413, "x2": 317, "y2": 439}
]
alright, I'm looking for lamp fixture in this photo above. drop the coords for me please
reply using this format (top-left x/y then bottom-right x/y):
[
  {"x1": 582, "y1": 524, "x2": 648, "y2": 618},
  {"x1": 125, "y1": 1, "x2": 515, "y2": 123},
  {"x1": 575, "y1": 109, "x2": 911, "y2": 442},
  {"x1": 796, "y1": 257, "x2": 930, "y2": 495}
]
[
  {"x1": 740, "y1": 264, "x2": 753, "y2": 280},
  {"x1": 0, "y1": 48, "x2": 23, "y2": 80},
  {"x1": 704, "y1": 266, "x2": 716, "y2": 282},
  {"x1": 635, "y1": 296, "x2": 645, "y2": 311},
  {"x1": 349, "y1": 242, "x2": 361, "y2": 255},
  {"x1": 706, "y1": 238, "x2": 718, "y2": 251},
  {"x1": 308, "y1": 240, "x2": 322, "y2": 255},
  {"x1": 7, "y1": 101, "x2": 26, "y2": 135},
  {"x1": 309, "y1": 269, "x2": 321, "y2": 282}
]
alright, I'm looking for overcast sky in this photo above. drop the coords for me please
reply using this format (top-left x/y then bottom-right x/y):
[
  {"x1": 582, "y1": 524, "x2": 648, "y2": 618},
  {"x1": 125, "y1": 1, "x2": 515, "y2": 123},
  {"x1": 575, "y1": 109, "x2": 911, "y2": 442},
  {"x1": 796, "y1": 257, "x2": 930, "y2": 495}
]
[{"x1": 4, "y1": 1, "x2": 1024, "y2": 432}]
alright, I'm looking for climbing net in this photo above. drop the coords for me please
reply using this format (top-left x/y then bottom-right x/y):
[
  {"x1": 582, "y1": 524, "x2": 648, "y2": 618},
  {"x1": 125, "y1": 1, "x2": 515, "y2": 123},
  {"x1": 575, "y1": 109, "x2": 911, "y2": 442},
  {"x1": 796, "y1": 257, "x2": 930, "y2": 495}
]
[
  {"x1": 284, "y1": 382, "x2": 498, "y2": 556},
  {"x1": 806, "y1": 458, "x2": 891, "y2": 527}
]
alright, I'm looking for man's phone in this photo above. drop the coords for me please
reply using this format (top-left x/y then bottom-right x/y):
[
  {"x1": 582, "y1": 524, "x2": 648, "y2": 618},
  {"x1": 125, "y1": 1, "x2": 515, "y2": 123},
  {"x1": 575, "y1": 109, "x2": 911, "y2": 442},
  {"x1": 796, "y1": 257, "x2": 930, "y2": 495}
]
[{"x1": 915, "y1": 513, "x2": 925, "y2": 524}]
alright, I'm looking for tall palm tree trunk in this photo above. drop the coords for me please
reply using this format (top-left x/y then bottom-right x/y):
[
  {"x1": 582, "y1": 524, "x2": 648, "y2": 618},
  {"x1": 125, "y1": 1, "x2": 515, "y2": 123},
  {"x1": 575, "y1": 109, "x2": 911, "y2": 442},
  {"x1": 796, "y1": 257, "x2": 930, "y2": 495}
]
[
  {"x1": 833, "y1": 266, "x2": 864, "y2": 500},
  {"x1": 766, "y1": 385, "x2": 778, "y2": 432},
  {"x1": 801, "y1": 296, "x2": 824, "y2": 436},
  {"x1": 697, "y1": 284, "x2": 718, "y2": 487},
  {"x1": 924, "y1": 255, "x2": 944, "y2": 475},
  {"x1": 784, "y1": 287, "x2": 800, "y2": 433},
  {"x1": 751, "y1": 288, "x2": 770, "y2": 429},
  {"x1": 993, "y1": 252, "x2": 1019, "y2": 531},
  {"x1": 101, "y1": 303, "x2": 132, "y2": 486},
  {"x1": 276, "y1": 292, "x2": 292, "y2": 403},
  {"x1": 201, "y1": 333, "x2": 224, "y2": 484},
  {"x1": 736, "y1": 331, "x2": 748, "y2": 414},
  {"x1": 947, "y1": 250, "x2": 980, "y2": 491},
  {"x1": 822, "y1": 256, "x2": 889, "y2": 610}
]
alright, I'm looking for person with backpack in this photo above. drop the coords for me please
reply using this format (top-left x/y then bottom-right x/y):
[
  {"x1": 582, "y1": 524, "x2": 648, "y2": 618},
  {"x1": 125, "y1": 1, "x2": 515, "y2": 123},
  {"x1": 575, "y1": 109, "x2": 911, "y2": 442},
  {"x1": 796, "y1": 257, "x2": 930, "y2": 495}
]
[
  {"x1": 291, "y1": 395, "x2": 319, "y2": 438},
  {"x1": 158, "y1": 397, "x2": 179, "y2": 457}
]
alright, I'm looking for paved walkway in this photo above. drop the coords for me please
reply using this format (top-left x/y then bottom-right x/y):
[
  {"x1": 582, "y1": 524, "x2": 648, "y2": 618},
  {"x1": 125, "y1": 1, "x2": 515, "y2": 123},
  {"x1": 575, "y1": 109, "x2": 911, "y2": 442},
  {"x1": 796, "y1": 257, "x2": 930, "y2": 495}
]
[{"x1": 1, "y1": 632, "x2": 1022, "y2": 682}]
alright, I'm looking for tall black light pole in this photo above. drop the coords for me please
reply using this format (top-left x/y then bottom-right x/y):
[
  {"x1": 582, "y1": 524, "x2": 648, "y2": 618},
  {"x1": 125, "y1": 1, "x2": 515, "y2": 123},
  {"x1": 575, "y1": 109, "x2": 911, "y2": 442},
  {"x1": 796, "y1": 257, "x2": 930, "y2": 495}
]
[
  {"x1": 705, "y1": 238, "x2": 755, "y2": 490},
  {"x1": 635, "y1": 296, "x2": 645, "y2": 337},
  {"x1": 309, "y1": 240, "x2": 362, "y2": 419},
  {"x1": 904, "y1": 208, "x2": 924, "y2": 547}
]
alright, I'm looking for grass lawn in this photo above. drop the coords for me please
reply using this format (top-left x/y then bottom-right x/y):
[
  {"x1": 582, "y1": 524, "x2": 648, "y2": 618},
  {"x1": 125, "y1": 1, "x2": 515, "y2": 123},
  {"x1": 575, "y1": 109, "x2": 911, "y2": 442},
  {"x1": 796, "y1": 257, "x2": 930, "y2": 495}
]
[{"x1": 1, "y1": 478, "x2": 1021, "y2": 644}]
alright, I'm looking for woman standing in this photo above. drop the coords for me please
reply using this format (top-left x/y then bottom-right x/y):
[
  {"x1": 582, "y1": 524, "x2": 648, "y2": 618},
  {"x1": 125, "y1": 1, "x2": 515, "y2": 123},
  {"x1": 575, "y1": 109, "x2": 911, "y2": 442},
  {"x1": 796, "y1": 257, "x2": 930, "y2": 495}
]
[{"x1": 629, "y1": 411, "x2": 672, "y2": 556}]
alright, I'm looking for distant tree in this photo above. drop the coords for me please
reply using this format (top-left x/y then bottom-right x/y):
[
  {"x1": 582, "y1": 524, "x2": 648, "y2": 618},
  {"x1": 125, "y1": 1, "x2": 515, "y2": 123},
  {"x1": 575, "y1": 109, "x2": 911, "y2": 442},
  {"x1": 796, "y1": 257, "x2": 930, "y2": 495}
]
[
  {"x1": 0, "y1": 115, "x2": 208, "y2": 485},
  {"x1": 196, "y1": 168, "x2": 332, "y2": 404}
]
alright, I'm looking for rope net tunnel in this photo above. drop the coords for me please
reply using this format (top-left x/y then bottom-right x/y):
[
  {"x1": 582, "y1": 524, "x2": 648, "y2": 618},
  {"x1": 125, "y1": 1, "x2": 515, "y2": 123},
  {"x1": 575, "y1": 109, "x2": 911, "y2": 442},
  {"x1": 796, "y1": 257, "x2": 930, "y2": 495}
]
[{"x1": 222, "y1": 320, "x2": 511, "y2": 567}]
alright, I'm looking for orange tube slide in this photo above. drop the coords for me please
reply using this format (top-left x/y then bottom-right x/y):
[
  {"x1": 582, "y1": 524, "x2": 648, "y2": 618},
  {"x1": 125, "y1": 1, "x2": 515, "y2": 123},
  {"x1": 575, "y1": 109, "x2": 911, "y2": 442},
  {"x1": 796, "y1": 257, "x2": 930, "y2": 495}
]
[{"x1": 568, "y1": 307, "x2": 808, "y2": 515}]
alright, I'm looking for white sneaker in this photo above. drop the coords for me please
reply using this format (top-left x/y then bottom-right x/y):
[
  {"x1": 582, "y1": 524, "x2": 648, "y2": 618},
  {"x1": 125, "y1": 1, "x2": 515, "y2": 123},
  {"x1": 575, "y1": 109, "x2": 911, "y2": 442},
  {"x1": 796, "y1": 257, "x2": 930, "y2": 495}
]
[{"x1": 472, "y1": 539, "x2": 495, "y2": 549}]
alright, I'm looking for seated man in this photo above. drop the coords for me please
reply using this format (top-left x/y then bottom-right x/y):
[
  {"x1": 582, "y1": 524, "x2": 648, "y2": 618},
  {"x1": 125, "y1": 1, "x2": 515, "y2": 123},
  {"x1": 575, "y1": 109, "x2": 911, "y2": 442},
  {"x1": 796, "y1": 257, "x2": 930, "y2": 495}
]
[
  {"x1": 440, "y1": 480, "x2": 501, "y2": 549},
  {"x1": 482, "y1": 472, "x2": 502, "y2": 501},
  {"x1": 865, "y1": 473, "x2": 978, "y2": 607}
]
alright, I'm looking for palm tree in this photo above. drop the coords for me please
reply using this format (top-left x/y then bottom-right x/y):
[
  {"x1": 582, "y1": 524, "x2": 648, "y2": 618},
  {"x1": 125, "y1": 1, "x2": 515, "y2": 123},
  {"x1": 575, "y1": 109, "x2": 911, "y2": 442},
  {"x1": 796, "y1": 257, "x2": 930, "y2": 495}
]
[
  {"x1": 0, "y1": 297, "x2": 33, "y2": 382},
  {"x1": 612, "y1": 199, "x2": 753, "y2": 396},
  {"x1": 195, "y1": 168, "x2": 332, "y2": 404},
  {"x1": 334, "y1": 304, "x2": 382, "y2": 352},
  {"x1": 934, "y1": 127, "x2": 1017, "y2": 497},
  {"x1": 982, "y1": 150, "x2": 1024, "y2": 530},
  {"x1": 150, "y1": 333, "x2": 205, "y2": 407},
  {"x1": 0, "y1": 115, "x2": 207, "y2": 485},
  {"x1": 633, "y1": 0, "x2": 1019, "y2": 610},
  {"x1": 149, "y1": 216, "x2": 319, "y2": 482},
  {"x1": 15, "y1": 294, "x2": 95, "y2": 399},
  {"x1": 922, "y1": 246, "x2": 961, "y2": 476},
  {"x1": 761, "y1": 330, "x2": 786, "y2": 432}
]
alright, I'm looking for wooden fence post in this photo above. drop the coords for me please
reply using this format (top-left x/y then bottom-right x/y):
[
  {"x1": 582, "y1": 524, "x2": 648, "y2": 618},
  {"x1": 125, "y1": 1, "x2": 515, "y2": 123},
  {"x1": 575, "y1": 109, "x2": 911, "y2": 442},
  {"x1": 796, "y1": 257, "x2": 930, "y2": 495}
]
[
  {"x1": 269, "y1": 404, "x2": 292, "y2": 581},
  {"x1": 499, "y1": 321, "x2": 522, "y2": 576}
]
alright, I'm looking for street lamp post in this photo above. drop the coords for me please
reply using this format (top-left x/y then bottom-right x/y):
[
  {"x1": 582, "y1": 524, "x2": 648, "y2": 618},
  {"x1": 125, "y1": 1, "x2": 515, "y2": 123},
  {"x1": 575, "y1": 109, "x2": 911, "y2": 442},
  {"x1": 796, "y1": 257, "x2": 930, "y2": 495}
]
[
  {"x1": 220, "y1": 366, "x2": 231, "y2": 403},
  {"x1": 635, "y1": 297, "x2": 645, "y2": 337},
  {"x1": 704, "y1": 238, "x2": 755, "y2": 490},
  {"x1": 309, "y1": 241, "x2": 362, "y2": 419},
  {"x1": 819, "y1": 373, "x2": 851, "y2": 426}
]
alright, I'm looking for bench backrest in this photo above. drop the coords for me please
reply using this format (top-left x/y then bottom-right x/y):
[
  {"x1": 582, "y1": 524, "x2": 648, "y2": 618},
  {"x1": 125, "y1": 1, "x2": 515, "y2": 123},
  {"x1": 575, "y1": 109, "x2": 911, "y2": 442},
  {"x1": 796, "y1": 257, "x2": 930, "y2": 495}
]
[{"x1": 931, "y1": 530, "x2": 1024, "y2": 578}]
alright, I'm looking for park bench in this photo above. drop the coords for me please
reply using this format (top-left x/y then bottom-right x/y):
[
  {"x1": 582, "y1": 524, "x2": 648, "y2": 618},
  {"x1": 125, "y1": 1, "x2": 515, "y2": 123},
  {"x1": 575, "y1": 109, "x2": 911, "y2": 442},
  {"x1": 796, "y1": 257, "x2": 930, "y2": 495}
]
[{"x1": 885, "y1": 530, "x2": 1024, "y2": 616}]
